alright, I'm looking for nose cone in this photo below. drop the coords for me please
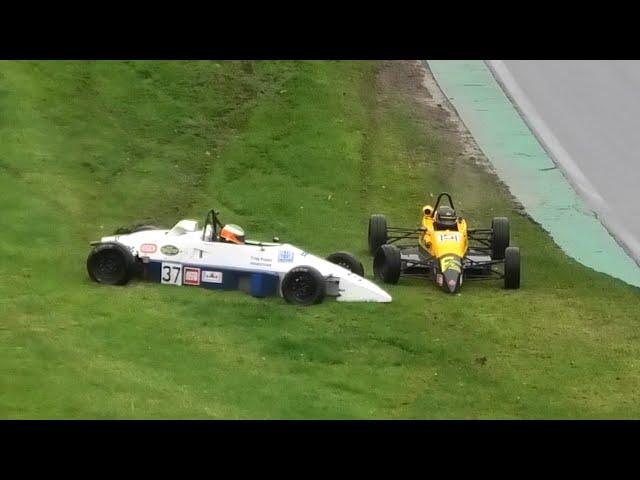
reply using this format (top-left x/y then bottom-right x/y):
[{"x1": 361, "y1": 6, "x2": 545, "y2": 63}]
[
  {"x1": 377, "y1": 289, "x2": 393, "y2": 303},
  {"x1": 336, "y1": 272, "x2": 393, "y2": 302},
  {"x1": 442, "y1": 269, "x2": 460, "y2": 293}
]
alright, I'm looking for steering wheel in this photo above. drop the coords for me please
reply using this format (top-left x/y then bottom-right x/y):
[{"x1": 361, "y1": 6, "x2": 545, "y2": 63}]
[{"x1": 202, "y1": 209, "x2": 224, "y2": 241}]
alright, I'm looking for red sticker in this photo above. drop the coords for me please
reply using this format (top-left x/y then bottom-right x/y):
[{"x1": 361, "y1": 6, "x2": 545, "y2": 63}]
[
  {"x1": 140, "y1": 243, "x2": 157, "y2": 253},
  {"x1": 183, "y1": 267, "x2": 201, "y2": 286}
]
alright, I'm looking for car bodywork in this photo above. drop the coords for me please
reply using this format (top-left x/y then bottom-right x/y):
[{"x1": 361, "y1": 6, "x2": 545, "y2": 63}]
[
  {"x1": 88, "y1": 209, "x2": 392, "y2": 304},
  {"x1": 369, "y1": 193, "x2": 520, "y2": 293}
]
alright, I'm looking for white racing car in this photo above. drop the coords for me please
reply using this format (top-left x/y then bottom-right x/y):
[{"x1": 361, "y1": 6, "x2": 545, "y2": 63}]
[{"x1": 87, "y1": 208, "x2": 392, "y2": 305}]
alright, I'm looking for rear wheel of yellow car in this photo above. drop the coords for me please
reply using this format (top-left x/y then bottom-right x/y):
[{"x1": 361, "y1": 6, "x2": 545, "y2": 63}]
[
  {"x1": 504, "y1": 246, "x2": 520, "y2": 289},
  {"x1": 373, "y1": 244, "x2": 401, "y2": 284},
  {"x1": 368, "y1": 214, "x2": 388, "y2": 255},
  {"x1": 491, "y1": 217, "x2": 510, "y2": 260}
]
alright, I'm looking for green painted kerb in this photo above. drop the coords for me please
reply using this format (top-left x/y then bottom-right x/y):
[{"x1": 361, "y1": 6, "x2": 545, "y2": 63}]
[{"x1": 427, "y1": 60, "x2": 640, "y2": 288}]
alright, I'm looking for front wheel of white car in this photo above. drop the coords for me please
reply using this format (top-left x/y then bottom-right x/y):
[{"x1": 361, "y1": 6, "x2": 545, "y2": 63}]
[
  {"x1": 326, "y1": 251, "x2": 365, "y2": 277},
  {"x1": 281, "y1": 266, "x2": 326, "y2": 306}
]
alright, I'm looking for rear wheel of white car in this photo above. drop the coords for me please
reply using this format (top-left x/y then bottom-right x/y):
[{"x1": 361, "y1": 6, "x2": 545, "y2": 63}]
[
  {"x1": 281, "y1": 266, "x2": 326, "y2": 306},
  {"x1": 504, "y1": 246, "x2": 520, "y2": 289},
  {"x1": 87, "y1": 243, "x2": 135, "y2": 285},
  {"x1": 368, "y1": 214, "x2": 388, "y2": 255},
  {"x1": 114, "y1": 224, "x2": 162, "y2": 234},
  {"x1": 326, "y1": 251, "x2": 365, "y2": 277},
  {"x1": 133, "y1": 225, "x2": 161, "y2": 232},
  {"x1": 373, "y1": 244, "x2": 401, "y2": 284}
]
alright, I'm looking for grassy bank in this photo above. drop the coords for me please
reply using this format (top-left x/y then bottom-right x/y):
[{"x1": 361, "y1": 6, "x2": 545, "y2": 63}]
[{"x1": 1, "y1": 60, "x2": 639, "y2": 418}]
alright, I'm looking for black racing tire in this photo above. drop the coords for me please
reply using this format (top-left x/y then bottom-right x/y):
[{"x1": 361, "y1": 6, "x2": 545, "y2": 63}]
[
  {"x1": 114, "y1": 224, "x2": 162, "y2": 235},
  {"x1": 132, "y1": 225, "x2": 161, "y2": 232},
  {"x1": 326, "y1": 251, "x2": 365, "y2": 277},
  {"x1": 281, "y1": 266, "x2": 326, "y2": 306},
  {"x1": 491, "y1": 217, "x2": 510, "y2": 260},
  {"x1": 87, "y1": 242, "x2": 135, "y2": 285},
  {"x1": 504, "y1": 246, "x2": 521, "y2": 289},
  {"x1": 368, "y1": 214, "x2": 388, "y2": 255},
  {"x1": 373, "y1": 244, "x2": 401, "y2": 284}
]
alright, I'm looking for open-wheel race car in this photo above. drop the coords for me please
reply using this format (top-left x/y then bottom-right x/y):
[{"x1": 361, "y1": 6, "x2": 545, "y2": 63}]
[
  {"x1": 367, "y1": 193, "x2": 520, "y2": 293},
  {"x1": 87, "y1": 207, "x2": 391, "y2": 305}
]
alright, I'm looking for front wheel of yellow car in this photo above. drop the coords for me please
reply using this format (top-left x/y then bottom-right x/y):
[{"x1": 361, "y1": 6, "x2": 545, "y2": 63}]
[{"x1": 373, "y1": 244, "x2": 401, "y2": 284}]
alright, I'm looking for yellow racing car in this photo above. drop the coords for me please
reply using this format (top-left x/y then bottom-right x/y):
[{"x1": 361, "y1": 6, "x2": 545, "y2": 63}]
[{"x1": 368, "y1": 193, "x2": 520, "y2": 293}]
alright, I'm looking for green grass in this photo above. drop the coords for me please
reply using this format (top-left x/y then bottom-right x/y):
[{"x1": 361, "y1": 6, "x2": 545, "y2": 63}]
[{"x1": 1, "y1": 60, "x2": 640, "y2": 419}]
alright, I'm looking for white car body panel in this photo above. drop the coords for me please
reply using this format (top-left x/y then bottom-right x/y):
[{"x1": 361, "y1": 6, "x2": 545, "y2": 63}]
[{"x1": 97, "y1": 219, "x2": 391, "y2": 303}]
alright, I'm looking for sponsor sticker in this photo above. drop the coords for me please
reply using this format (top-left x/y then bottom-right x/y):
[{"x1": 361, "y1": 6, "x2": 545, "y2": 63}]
[
  {"x1": 202, "y1": 270, "x2": 223, "y2": 284},
  {"x1": 161, "y1": 245, "x2": 179, "y2": 256},
  {"x1": 440, "y1": 256, "x2": 462, "y2": 273},
  {"x1": 140, "y1": 243, "x2": 157, "y2": 254},
  {"x1": 250, "y1": 256, "x2": 273, "y2": 267},
  {"x1": 436, "y1": 273, "x2": 443, "y2": 286},
  {"x1": 448, "y1": 279, "x2": 457, "y2": 288},
  {"x1": 439, "y1": 233, "x2": 460, "y2": 242},
  {"x1": 278, "y1": 250, "x2": 294, "y2": 263},
  {"x1": 183, "y1": 267, "x2": 201, "y2": 286}
]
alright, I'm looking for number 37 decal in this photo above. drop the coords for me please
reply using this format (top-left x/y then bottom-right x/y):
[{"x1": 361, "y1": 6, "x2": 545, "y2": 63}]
[{"x1": 161, "y1": 262, "x2": 182, "y2": 285}]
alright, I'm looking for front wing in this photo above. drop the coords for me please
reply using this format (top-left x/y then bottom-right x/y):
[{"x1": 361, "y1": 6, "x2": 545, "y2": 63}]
[{"x1": 397, "y1": 247, "x2": 506, "y2": 281}]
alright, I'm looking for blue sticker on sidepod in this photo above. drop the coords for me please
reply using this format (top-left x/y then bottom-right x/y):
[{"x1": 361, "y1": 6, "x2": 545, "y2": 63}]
[{"x1": 278, "y1": 250, "x2": 294, "y2": 263}]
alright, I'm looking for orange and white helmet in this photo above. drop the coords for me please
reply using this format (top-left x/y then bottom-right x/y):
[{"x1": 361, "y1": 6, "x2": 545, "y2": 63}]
[{"x1": 219, "y1": 224, "x2": 245, "y2": 244}]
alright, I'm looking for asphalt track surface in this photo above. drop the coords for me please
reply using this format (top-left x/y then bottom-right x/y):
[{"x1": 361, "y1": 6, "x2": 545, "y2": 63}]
[
  {"x1": 428, "y1": 61, "x2": 640, "y2": 287},
  {"x1": 489, "y1": 61, "x2": 640, "y2": 264}
]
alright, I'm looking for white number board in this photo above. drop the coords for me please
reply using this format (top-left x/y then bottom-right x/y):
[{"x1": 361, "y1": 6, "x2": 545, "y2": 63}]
[
  {"x1": 438, "y1": 233, "x2": 460, "y2": 242},
  {"x1": 161, "y1": 262, "x2": 183, "y2": 285}
]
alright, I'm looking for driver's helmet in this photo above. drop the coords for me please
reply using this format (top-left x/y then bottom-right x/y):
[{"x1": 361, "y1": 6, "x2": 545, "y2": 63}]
[
  {"x1": 434, "y1": 206, "x2": 457, "y2": 230},
  {"x1": 219, "y1": 224, "x2": 245, "y2": 244}
]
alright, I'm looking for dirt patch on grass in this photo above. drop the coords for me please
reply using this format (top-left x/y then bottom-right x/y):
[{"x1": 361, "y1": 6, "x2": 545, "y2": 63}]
[
  {"x1": 372, "y1": 60, "x2": 526, "y2": 216},
  {"x1": 375, "y1": 60, "x2": 493, "y2": 170}
]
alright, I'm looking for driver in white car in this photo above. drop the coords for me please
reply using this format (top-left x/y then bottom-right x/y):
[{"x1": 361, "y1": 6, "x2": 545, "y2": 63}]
[{"x1": 219, "y1": 224, "x2": 246, "y2": 244}]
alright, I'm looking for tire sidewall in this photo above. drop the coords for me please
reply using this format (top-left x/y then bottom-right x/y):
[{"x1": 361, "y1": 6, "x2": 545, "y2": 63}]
[
  {"x1": 326, "y1": 251, "x2": 365, "y2": 277},
  {"x1": 504, "y1": 246, "x2": 520, "y2": 289},
  {"x1": 281, "y1": 266, "x2": 326, "y2": 305},
  {"x1": 87, "y1": 242, "x2": 135, "y2": 285},
  {"x1": 132, "y1": 225, "x2": 161, "y2": 233},
  {"x1": 373, "y1": 244, "x2": 401, "y2": 284},
  {"x1": 491, "y1": 217, "x2": 510, "y2": 260},
  {"x1": 368, "y1": 215, "x2": 388, "y2": 255}
]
